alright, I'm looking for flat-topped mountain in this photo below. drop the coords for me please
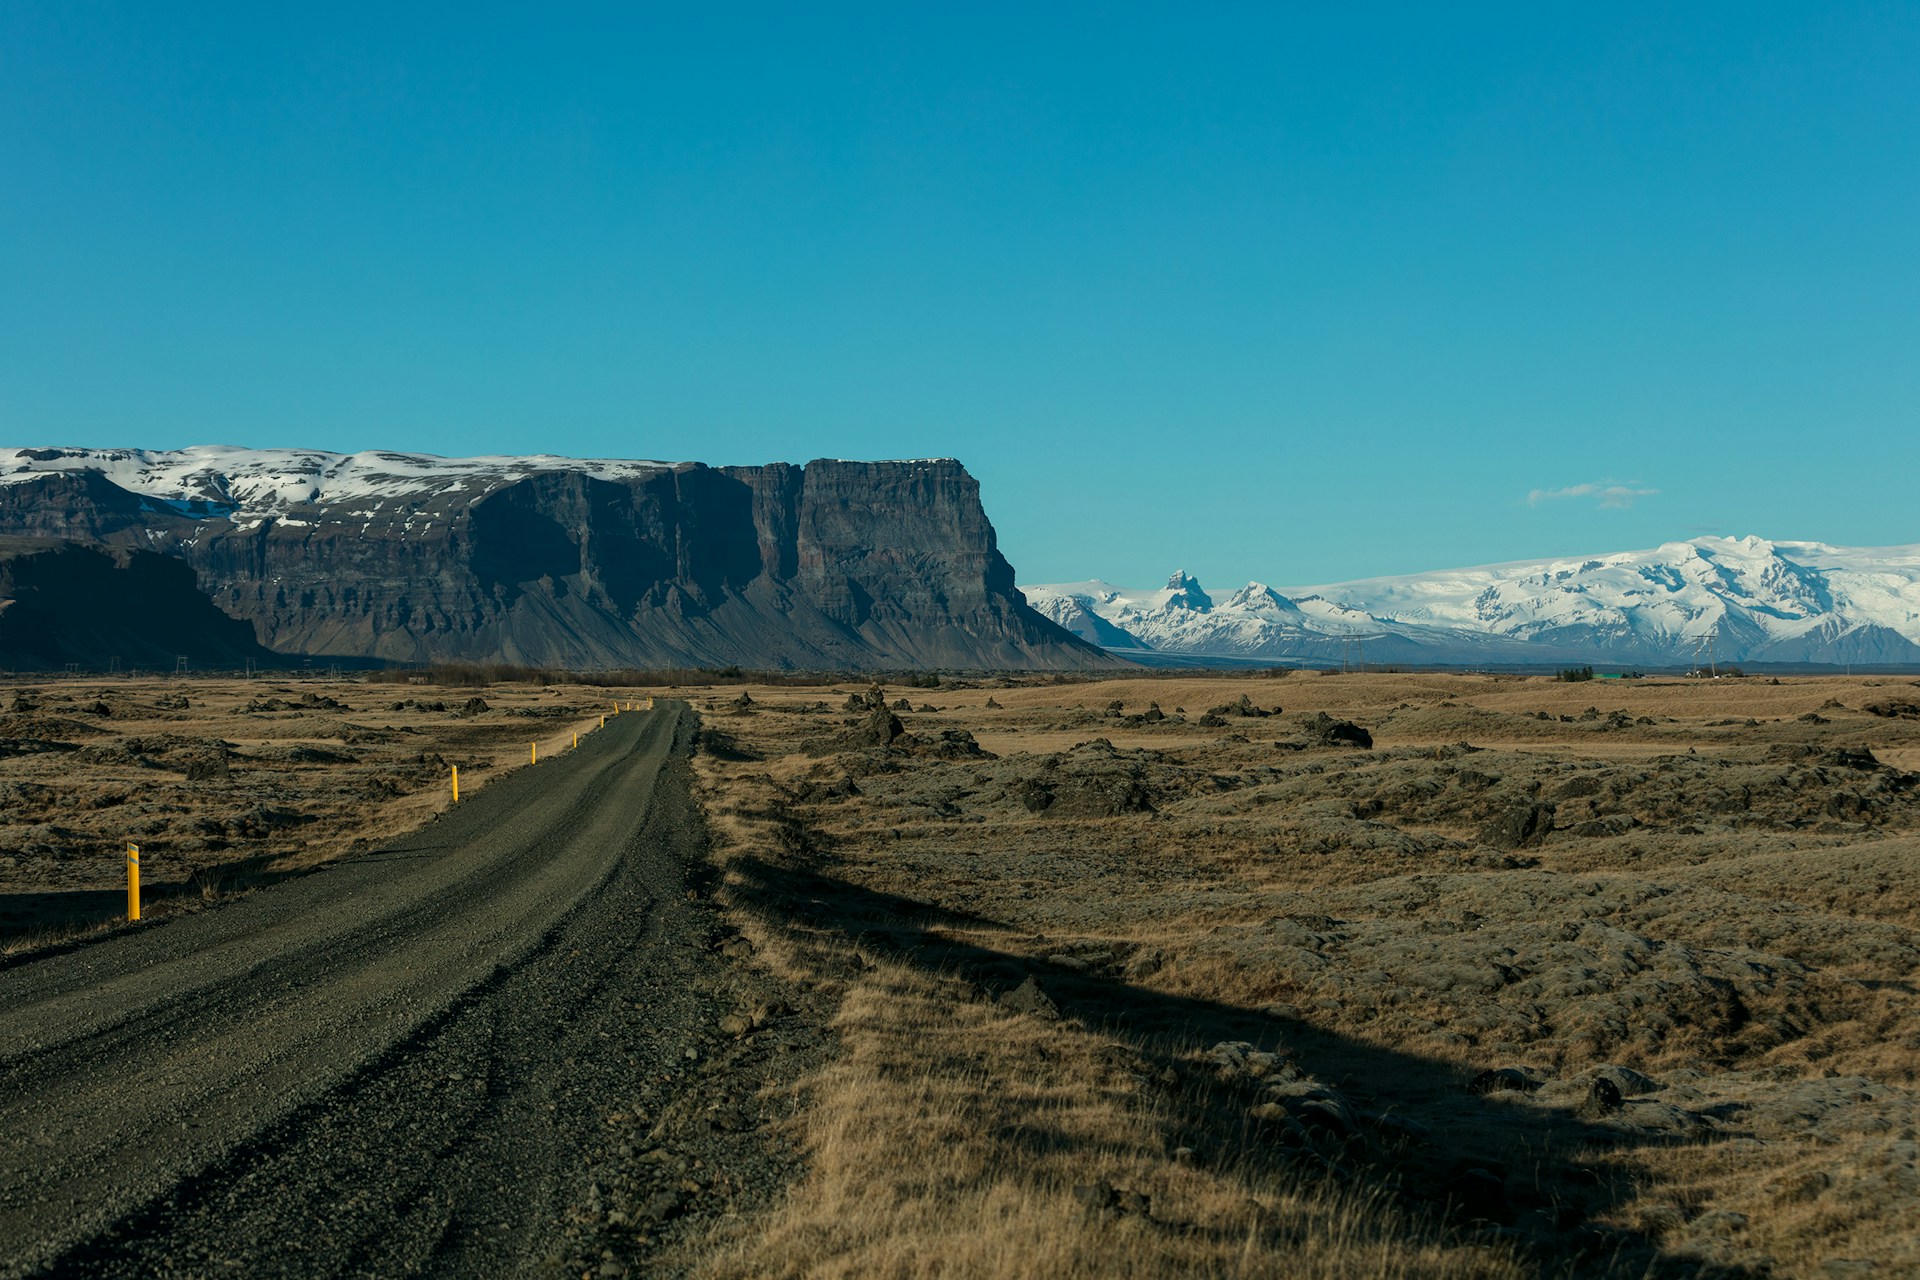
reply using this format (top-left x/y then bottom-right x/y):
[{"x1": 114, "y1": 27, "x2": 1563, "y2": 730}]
[
  {"x1": 1026, "y1": 537, "x2": 1920, "y2": 667},
  {"x1": 0, "y1": 446, "x2": 1112, "y2": 670}
]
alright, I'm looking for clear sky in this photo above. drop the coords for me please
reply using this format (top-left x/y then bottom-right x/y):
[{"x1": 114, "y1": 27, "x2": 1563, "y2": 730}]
[{"x1": 3, "y1": 3, "x2": 1916, "y2": 589}]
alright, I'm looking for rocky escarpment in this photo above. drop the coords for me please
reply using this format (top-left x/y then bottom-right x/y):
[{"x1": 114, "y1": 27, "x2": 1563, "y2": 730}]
[
  {"x1": 0, "y1": 537, "x2": 274, "y2": 671},
  {"x1": 0, "y1": 451, "x2": 1114, "y2": 670}
]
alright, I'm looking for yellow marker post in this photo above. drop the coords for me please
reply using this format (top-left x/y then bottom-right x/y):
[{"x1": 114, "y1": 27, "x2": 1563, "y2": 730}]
[
  {"x1": 531, "y1": 741, "x2": 538, "y2": 764},
  {"x1": 572, "y1": 732, "x2": 578, "y2": 749},
  {"x1": 127, "y1": 843, "x2": 140, "y2": 921},
  {"x1": 451, "y1": 766, "x2": 460, "y2": 803},
  {"x1": 600, "y1": 715, "x2": 605, "y2": 728}
]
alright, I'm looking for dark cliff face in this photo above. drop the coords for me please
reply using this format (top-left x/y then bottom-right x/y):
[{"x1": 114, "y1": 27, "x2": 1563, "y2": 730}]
[
  {"x1": 0, "y1": 459, "x2": 1114, "y2": 670},
  {"x1": 0, "y1": 537, "x2": 272, "y2": 671}
]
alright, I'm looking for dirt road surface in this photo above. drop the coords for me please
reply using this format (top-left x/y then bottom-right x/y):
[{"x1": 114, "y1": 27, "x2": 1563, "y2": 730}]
[{"x1": 0, "y1": 701, "x2": 747, "y2": 1278}]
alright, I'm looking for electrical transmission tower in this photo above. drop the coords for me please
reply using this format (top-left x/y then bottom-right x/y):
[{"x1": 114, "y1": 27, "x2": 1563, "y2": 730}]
[{"x1": 1693, "y1": 625, "x2": 1719, "y2": 678}]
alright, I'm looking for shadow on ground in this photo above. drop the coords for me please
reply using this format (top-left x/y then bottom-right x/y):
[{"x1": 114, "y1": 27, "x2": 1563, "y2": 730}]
[
  {"x1": 0, "y1": 847, "x2": 311, "y2": 944},
  {"x1": 723, "y1": 852, "x2": 1761, "y2": 1279}
]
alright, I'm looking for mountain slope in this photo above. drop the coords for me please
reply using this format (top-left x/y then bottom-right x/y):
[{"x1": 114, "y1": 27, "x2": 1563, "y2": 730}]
[
  {"x1": 0, "y1": 537, "x2": 274, "y2": 671},
  {"x1": 1025, "y1": 538, "x2": 1920, "y2": 666},
  {"x1": 0, "y1": 447, "x2": 1116, "y2": 670}
]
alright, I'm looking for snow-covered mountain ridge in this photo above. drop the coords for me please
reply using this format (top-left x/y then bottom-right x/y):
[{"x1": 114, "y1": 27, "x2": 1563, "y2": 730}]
[
  {"x1": 0, "y1": 445, "x2": 678, "y2": 525},
  {"x1": 1023, "y1": 538, "x2": 1920, "y2": 666}
]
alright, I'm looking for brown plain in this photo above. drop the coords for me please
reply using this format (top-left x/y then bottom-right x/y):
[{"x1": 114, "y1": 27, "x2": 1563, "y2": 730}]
[
  {"x1": 6, "y1": 671, "x2": 1920, "y2": 1277},
  {"x1": 692, "y1": 672, "x2": 1920, "y2": 1279}
]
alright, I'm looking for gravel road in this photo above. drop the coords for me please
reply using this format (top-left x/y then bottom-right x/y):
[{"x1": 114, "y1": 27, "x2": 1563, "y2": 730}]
[{"x1": 0, "y1": 701, "x2": 780, "y2": 1278}]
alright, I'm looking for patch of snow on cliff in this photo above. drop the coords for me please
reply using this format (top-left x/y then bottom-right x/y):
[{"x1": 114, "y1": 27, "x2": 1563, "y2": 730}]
[{"x1": 0, "y1": 445, "x2": 678, "y2": 517}]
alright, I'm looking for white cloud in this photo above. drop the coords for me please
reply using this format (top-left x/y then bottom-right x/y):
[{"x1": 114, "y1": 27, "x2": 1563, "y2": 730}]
[{"x1": 1526, "y1": 481, "x2": 1659, "y2": 510}]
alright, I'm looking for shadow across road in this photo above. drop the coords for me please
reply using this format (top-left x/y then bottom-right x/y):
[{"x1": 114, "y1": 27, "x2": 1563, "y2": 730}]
[
  {"x1": 0, "y1": 846, "x2": 316, "y2": 947},
  {"x1": 0, "y1": 837, "x2": 475, "y2": 955}
]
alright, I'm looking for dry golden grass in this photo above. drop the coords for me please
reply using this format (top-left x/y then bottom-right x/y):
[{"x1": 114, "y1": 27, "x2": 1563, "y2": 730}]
[
  {"x1": 0, "y1": 675, "x2": 618, "y2": 947},
  {"x1": 711, "y1": 972, "x2": 1524, "y2": 1279},
  {"x1": 694, "y1": 747, "x2": 1530, "y2": 1280},
  {"x1": 687, "y1": 672, "x2": 1920, "y2": 1279}
]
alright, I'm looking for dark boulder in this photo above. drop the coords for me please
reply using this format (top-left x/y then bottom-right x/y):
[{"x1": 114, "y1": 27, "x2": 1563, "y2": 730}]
[
  {"x1": 796, "y1": 775, "x2": 861, "y2": 802},
  {"x1": 1580, "y1": 1077, "x2": 1624, "y2": 1118},
  {"x1": 905, "y1": 728, "x2": 993, "y2": 760},
  {"x1": 184, "y1": 754, "x2": 230, "y2": 782},
  {"x1": 1208, "y1": 693, "x2": 1275, "y2": 719},
  {"x1": 1480, "y1": 803, "x2": 1556, "y2": 850},
  {"x1": 1048, "y1": 774, "x2": 1154, "y2": 818},
  {"x1": 1468, "y1": 1066, "x2": 1546, "y2": 1095},
  {"x1": 844, "y1": 706, "x2": 904, "y2": 749},
  {"x1": 1299, "y1": 712, "x2": 1372, "y2": 749},
  {"x1": 1010, "y1": 778, "x2": 1055, "y2": 812}
]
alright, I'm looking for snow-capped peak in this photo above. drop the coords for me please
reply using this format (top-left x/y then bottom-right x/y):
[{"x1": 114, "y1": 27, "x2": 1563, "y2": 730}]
[
  {"x1": 1157, "y1": 570, "x2": 1213, "y2": 612},
  {"x1": 1023, "y1": 538, "x2": 1920, "y2": 666},
  {"x1": 1222, "y1": 582, "x2": 1298, "y2": 615}
]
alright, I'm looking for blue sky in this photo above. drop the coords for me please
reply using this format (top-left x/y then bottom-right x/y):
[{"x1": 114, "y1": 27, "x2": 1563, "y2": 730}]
[{"x1": 3, "y1": 3, "x2": 1916, "y2": 588}]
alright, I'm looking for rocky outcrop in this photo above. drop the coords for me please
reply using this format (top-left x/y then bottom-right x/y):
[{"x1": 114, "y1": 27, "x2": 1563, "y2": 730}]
[
  {"x1": 0, "y1": 453, "x2": 1115, "y2": 670},
  {"x1": 0, "y1": 537, "x2": 273, "y2": 671}
]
